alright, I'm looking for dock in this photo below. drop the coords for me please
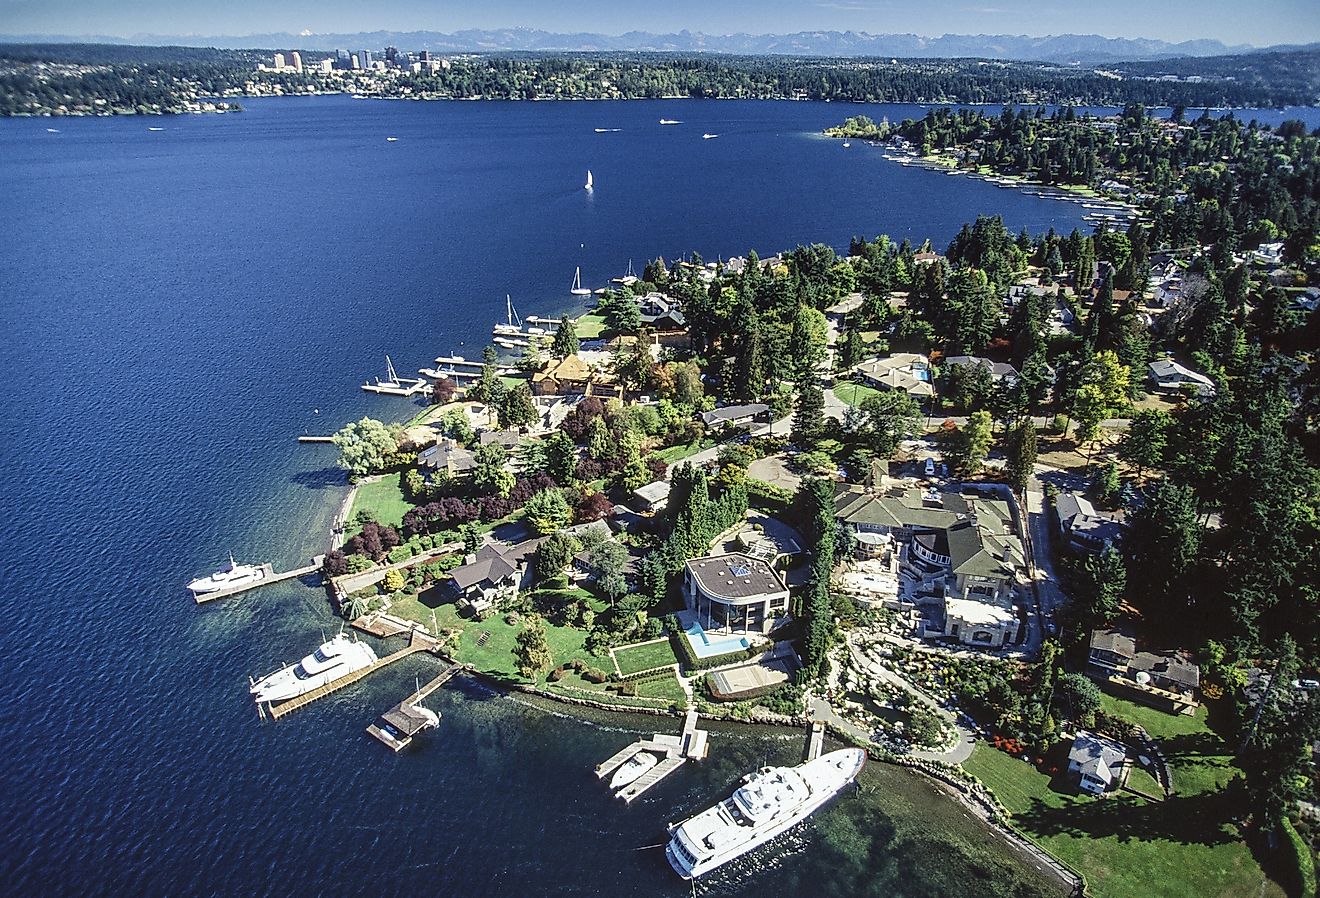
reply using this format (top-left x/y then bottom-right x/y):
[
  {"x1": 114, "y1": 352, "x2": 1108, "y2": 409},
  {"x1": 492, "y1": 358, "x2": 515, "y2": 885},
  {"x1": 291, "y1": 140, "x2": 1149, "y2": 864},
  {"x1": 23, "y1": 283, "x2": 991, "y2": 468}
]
[
  {"x1": 362, "y1": 354, "x2": 429, "y2": 397},
  {"x1": 297, "y1": 435, "x2": 336, "y2": 443},
  {"x1": 805, "y1": 719, "x2": 825, "y2": 762},
  {"x1": 596, "y1": 708, "x2": 708, "y2": 804},
  {"x1": 365, "y1": 661, "x2": 465, "y2": 751},
  {"x1": 192, "y1": 557, "x2": 324, "y2": 604},
  {"x1": 266, "y1": 629, "x2": 436, "y2": 721}
]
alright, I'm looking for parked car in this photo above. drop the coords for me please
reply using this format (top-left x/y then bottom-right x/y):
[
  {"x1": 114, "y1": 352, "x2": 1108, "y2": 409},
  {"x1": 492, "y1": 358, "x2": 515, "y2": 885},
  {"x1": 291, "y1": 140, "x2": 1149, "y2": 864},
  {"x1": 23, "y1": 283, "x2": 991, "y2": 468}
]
[{"x1": 924, "y1": 457, "x2": 936, "y2": 477}]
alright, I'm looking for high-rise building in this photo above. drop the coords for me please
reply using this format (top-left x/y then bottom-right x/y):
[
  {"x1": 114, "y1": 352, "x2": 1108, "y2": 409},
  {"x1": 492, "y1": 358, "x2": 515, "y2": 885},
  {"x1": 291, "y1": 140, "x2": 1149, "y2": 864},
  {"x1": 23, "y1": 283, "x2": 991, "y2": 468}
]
[
  {"x1": 419, "y1": 50, "x2": 431, "y2": 62},
  {"x1": 384, "y1": 46, "x2": 399, "y2": 63},
  {"x1": 318, "y1": 58, "x2": 334, "y2": 74},
  {"x1": 273, "y1": 52, "x2": 286, "y2": 69},
  {"x1": 288, "y1": 51, "x2": 303, "y2": 72},
  {"x1": 355, "y1": 50, "x2": 373, "y2": 69}
]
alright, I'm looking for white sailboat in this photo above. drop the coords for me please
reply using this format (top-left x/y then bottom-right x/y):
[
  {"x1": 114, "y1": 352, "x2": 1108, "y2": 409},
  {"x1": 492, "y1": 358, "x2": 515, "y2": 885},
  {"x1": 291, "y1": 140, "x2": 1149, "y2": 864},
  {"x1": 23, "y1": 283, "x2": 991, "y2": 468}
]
[
  {"x1": 585, "y1": 169, "x2": 594, "y2": 191},
  {"x1": 570, "y1": 267, "x2": 591, "y2": 296},
  {"x1": 493, "y1": 295, "x2": 524, "y2": 336},
  {"x1": 702, "y1": 133, "x2": 719, "y2": 140}
]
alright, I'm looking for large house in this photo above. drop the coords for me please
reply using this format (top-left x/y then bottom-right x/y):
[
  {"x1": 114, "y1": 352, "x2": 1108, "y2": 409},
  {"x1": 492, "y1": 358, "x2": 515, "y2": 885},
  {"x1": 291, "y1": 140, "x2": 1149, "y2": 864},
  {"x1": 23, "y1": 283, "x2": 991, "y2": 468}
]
[
  {"x1": 942, "y1": 356, "x2": 1019, "y2": 383},
  {"x1": 683, "y1": 553, "x2": 790, "y2": 635},
  {"x1": 417, "y1": 438, "x2": 477, "y2": 478},
  {"x1": 1088, "y1": 628, "x2": 1201, "y2": 714},
  {"x1": 701, "y1": 403, "x2": 769, "y2": 430},
  {"x1": 449, "y1": 540, "x2": 539, "y2": 617},
  {"x1": 531, "y1": 353, "x2": 621, "y2": 399},
  {"x1": 1147, "y1": 359, "x2": 1215, "y2": 397},
  {"x1": 853, "y1": 353, "x2": 934, "y2": 399},
  {"x1": 835, "y1": 485, "x2": 1024, "y2": 648},
  {"x1": 1068, "y1": 731, "x2": 1128, "y2": 795}
]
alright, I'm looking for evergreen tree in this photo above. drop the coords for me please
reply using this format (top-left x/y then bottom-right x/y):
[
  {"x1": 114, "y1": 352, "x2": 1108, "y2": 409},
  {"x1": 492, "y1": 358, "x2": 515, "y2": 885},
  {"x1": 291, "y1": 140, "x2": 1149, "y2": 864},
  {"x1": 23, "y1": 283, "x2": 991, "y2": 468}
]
[
  {"x1": 552, "y1": 315, "x2": 580, "y2": 358},
  {"x1": 792, "y1": 377, "x2": 826, "y2": 446},
  {"x1": 514, "y1": 618, "x2": 554, "y2": 680},
  {"x1": 1119, "y1": 409, "x2": 1171, "y2": 478},
  {"x1": 1006, "y1": 420, "x2": 1038, "y2": 494},
  {"x1": 1124, "y1": 480, "x2": 1203, "y2": 636},
  {"x1": 498, "y1": 383, "x2": 538, "y2": 430}
]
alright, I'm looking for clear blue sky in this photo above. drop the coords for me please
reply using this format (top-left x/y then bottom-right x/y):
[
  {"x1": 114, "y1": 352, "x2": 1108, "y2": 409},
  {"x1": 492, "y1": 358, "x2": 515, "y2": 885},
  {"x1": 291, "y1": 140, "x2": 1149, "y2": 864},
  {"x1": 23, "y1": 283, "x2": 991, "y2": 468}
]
[{"x1": 3, "y1": 0, "x2": 1318, "y2": 46}]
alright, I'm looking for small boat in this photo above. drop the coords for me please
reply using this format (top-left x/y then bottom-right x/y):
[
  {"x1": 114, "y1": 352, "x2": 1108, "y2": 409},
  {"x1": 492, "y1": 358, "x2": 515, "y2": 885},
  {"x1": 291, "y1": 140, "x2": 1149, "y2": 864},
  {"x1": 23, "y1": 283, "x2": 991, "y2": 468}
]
[
  {"x1": 842, "y1": 141, "x2": 851, "y2": 148},
  {"x1": 362, "y1": 355, "x2": 428, "y2": 396},
  {"x1": 570, "y1": 267, "x2": 591, "y2": 296},
  {"x1": 386, "y1": 137, "x2": 398, "y2": 142},
  {"x1": 702, "y1": 133, "x2": 719, "y2": 140},
  {"x1": 250, "y1": 632, "x2": 378, "y2": 705},
  {"x1": 611, "y1": 751, "x2": 660, "y2": 790},
  {"x1": 659, "y1": 119, "x2": 681, "y2": 125},
  {"x1": 593, "y1": 128, "x2": 621, "y2": 133},
  {"x1": 46, "y1": 128, "x2": 59, "y2": 133},
  {"x1": 585, "y1": 169, "x2": 593, "y2": 191},
  {"x1": 187, "y1": 553, "x2": 265, "y2": 594},
  {"x1": 148, "y1": 127, "x2": 165, "y2": 132}
]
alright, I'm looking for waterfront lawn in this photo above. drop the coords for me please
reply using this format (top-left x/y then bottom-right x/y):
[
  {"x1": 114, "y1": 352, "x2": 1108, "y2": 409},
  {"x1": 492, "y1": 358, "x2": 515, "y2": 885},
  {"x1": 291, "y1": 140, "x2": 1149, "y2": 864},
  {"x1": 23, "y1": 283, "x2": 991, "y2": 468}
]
[
  {"x1": 655, "y1": 437, "x2": 713, "y2": 464},
  {"x1": 574, "y1": 312, "x2": 608, "y2": 339},
  {"x1": 613, "y1": 639, "x2": 678, "y2": 676},
  {"x1": 832, "y1": 382, "x2": 882, "y2": 408},
  {"x1": 347, "y1": 476, "x2": 411, "y2": 534},
  {"x1": 963, "y1": 701, "x2": 1285, "y2": 898}
]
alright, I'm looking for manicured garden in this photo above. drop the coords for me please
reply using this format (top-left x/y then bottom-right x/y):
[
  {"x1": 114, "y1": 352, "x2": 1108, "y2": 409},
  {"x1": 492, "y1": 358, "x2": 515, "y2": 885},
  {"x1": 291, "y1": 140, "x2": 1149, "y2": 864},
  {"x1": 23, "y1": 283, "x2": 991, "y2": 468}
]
[
  {"x1": 573, "y1": 312, "x2": 608, "y2": 339},
  {"x1": 612, "y1": 638, "x2": 678, "y2": 676},
  {"x1": 832, "y1": 381, "x2": 883, "y2": 408},
  {"x1": 963, "y1": 699, "x2": 1286, "y2": 898}
]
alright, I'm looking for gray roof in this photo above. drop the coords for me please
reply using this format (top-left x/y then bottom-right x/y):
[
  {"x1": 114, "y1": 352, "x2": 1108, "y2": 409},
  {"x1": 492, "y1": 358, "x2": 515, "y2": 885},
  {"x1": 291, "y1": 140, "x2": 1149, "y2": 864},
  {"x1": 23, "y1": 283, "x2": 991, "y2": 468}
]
[
  {"x1": 1090, "y1": 629, "x2": 1136, "y2": 659},
  {"x1": 634, "y1": 480, "x2": 672, "y2": 505},
  {"x1": 1148, "y1": 359, "x2": 1214, "y2": 390},
  {"x1": 1130, "y1": 651, "x2": 1201, "y2": 690},
  {"x1": 449, "y1": 540, "x2": 539, "y2": 590},
  {"x1": 479, "y1": 429, "x2": 522, "y2": 448},
  {"x1": 685, "y1": 553, "x2": 786, "y2": 601},
  {"x1": 418, "y1": 439, "x2": 476, "y2": 473},
  {"x1": 942, "y1": 356, "x2": 1019, "y2": 381},
  {"x1": 1069, "y1": 731, "x2": 1127, "y2": 785},
  {"x1": 701, "y1": 403, "x2": 769, "y2": 426}
]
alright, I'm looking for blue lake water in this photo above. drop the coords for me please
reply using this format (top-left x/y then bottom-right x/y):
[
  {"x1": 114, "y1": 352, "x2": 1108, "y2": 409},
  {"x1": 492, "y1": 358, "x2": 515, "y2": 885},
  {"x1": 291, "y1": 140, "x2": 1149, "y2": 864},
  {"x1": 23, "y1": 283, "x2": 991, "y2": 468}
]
[{"x1": 2, "y1": 95, "x2": 1308, "y2": 896}]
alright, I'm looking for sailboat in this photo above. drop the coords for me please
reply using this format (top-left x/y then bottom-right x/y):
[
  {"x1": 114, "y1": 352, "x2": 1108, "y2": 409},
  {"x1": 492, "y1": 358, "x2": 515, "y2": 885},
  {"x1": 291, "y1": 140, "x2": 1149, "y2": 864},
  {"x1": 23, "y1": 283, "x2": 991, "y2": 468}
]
[
  {"x1": 585, "y1": 169, "x2": 594, "y2": 191},
  {"x1": 362, "y1": 355, "x2": 428, "y2": 396},
  {"x1": 493, "y1": 295, "x2": 524, "y2": 336},
  {"x1": 570, "y1": 267, "x2": 592, "y2": 296}
]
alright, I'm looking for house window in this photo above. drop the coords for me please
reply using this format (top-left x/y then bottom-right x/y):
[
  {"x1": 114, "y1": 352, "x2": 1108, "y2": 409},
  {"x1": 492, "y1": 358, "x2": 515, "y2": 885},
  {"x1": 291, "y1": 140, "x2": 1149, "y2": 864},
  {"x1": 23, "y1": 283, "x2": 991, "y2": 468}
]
[{"x1": 972, "y1": 630, "x2": 993, "y2": 644}]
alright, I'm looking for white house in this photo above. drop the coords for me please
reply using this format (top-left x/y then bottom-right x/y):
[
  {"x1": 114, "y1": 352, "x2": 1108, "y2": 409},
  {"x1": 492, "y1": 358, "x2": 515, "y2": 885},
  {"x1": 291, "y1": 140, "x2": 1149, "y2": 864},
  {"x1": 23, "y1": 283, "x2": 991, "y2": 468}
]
[
  {"x1": 1067, "y1": 731, "x2": 1128, "y2": 795},
  {"x1": 1148, "y1": 359, "x2": 1215, "y2": 396},
  {"x1": 853, "y1": 353, "x2": 934, "y2": 399}
]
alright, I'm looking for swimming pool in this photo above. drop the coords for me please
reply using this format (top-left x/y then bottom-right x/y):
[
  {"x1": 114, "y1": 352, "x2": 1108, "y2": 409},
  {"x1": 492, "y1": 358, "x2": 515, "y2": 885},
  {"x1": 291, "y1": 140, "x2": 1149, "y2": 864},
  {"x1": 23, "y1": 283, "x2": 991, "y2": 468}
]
[{"x1": 683, "y1": 618, "x2": 751, "y2": 660}]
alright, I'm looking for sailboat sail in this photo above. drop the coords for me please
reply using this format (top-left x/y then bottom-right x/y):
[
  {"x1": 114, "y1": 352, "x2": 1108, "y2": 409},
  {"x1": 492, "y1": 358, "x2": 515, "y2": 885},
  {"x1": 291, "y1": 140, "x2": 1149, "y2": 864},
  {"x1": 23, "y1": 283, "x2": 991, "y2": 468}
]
[
  {"x1": 570, "y1": 267, "x2": 590, "y2": 296},
  {"x1": 585, "y1": 170, "x2": 593, "y2": 190}
]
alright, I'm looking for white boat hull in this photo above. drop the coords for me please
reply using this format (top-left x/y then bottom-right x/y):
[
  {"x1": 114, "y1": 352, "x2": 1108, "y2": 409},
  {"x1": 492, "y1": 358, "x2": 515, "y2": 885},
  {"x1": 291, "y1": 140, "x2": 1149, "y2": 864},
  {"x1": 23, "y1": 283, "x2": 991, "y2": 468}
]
[
  {"x1": 250, "y1": 635, "x2": 378, "y2": 705},
  {"x1": 666, "y1": 748, "x2": 865, "y2": 880}
]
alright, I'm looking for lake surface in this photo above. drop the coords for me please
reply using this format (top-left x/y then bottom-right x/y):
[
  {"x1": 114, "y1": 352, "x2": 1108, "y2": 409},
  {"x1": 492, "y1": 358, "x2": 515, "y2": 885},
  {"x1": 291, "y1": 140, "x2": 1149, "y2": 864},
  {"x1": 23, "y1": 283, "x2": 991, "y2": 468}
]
[{"x1": 2, "y1": 95, "x2": 1302, "y2": 896}]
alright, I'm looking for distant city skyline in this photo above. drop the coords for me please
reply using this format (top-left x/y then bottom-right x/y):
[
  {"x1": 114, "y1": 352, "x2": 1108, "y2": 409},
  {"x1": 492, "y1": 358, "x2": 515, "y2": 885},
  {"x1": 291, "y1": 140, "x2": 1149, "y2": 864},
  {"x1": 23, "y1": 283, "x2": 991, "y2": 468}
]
[{"x1": 3, "y1": 0, "x2": 1319, "y2": 48}]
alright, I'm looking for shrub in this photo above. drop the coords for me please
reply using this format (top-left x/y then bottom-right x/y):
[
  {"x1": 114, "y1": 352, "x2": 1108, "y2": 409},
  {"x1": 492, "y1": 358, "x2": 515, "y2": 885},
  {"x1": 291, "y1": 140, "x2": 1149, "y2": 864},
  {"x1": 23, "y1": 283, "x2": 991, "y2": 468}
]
[
  {"x1": 583, "y1": 667, "x2": 609, "y2": 684},
  {"x1": 547, "y1": 666, "x2": 567, "y2": 682}
]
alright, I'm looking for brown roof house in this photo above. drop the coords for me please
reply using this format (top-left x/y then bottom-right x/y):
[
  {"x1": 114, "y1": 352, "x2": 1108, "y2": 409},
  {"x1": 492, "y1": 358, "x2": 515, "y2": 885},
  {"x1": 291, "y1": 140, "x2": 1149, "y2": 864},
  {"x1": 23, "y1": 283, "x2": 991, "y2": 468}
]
[
  {"x1": 531, "y1": 353, "x2": 621, "y2": 399},
  {"x1": 1088, "y1": 628, "x2": 1201, "y2": 714},
  {"x1": 449, "y1": 539, "x2": 540, "y2": 617}
]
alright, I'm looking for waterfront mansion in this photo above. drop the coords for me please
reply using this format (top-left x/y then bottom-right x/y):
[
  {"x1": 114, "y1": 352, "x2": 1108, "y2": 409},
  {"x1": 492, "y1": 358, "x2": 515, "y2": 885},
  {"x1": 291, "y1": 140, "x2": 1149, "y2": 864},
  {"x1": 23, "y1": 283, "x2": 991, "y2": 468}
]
[
  {"x1": 682, "y1": 553, "x2": 790, "y2": 635},
  {"x1": 835, "y1": 483, "x2": 1026, "y2": 648}
]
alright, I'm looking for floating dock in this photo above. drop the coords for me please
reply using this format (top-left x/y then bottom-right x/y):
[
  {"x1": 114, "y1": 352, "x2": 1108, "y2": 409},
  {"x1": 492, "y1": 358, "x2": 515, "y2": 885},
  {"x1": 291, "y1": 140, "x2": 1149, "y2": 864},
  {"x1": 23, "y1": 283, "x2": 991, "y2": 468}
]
[
  {"x1": 596, "y1": 709, "x2": 708, "y2": 803},
  {"x1": 365, "y1": 661, "x2": 465, "y2": 751},
  {"x1": 805, "y1": 719, "x2": 825, "y2": 762},
  {"x1": 362, "y1": 355, "x2": 429, "y2": 397},
  {"x1": 296, "y1": 435, "x2": 336, "y2": 443},
  {"x1": 265, "y1": 629, "x2": 437, "y2": 721},
  {"x1": 192, "y1": 557, "x2": 324, "y2": 604}
]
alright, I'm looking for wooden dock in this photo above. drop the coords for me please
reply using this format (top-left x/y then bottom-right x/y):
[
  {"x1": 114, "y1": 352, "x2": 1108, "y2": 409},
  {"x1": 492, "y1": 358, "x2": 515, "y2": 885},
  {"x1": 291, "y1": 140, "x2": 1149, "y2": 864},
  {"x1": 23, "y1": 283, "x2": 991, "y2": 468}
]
[
  {"x1": 266, "y1": 630, "x2": 432, "y2": 721},
  {"x1": 597, "y1": 709, "x2": 709, "y2": 804},
  {"x1": 297, "y1": 435, "x2": 336, "y2": 443},
  {"x1": 805, "y1": 719, "x2": 825, "y2": 762},
  {"x1": 192, "y1": 557, "x2": 324, "y2": 604},
  {"x1": 365, "y1": 661, "x2": 465, "y2": 751}
]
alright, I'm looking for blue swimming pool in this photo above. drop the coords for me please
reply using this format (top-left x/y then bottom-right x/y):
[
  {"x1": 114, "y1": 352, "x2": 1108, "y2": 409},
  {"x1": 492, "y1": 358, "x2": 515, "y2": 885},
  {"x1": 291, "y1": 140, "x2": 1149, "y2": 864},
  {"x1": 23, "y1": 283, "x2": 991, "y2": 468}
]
[{"x1": 684, "y1": 619, "x2": 751, "y2": 659}]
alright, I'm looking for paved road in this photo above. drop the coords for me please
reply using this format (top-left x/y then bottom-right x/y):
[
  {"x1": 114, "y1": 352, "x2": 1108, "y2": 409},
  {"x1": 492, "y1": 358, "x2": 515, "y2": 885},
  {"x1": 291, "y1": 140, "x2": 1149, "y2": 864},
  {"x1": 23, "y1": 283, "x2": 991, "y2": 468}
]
[{"x1": 1025, "y1": 466, "x2": 1072, "y2": 625}]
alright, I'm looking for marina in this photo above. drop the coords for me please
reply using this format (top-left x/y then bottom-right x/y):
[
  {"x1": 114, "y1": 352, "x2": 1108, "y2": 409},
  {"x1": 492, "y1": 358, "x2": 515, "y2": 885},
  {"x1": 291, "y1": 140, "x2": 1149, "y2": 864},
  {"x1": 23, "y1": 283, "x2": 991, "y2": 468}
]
[
  {"x1": 595, "y1": 708, "x2": 709, "y2": 803},
  {"x1": 361, "y1": 355, "x2": 429, "y2": 397}
]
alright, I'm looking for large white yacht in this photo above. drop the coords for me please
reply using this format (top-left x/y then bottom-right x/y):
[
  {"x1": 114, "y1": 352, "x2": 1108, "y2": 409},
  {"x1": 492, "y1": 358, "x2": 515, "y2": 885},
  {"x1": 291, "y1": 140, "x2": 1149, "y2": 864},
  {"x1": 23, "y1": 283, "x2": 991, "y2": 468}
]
[
  {"x1": 187, "y1": 553, "x2": 265, "y2": 594},
  {"x1": 249, "y1": 633, "x2": 378, "y2": 705},
  {"x1": 666, "y1": 748, "x2": 866, "y2": 880}
]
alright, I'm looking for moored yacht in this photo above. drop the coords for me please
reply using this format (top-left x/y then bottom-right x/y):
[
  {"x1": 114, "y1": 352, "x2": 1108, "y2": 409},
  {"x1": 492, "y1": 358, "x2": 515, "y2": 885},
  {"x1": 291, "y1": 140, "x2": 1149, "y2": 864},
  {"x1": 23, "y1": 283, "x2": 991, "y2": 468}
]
[
  {"x1": 187, "y1": 553, "x2": 265, "y2": 594},
  {"x1": 666, "y1": 748, "x2": 865, "y2": 880},
  {"x1": 250, "y1": 633, "x2": 378, "y2": 705},
  {"x1": 610, "y1": 750, "x2": 660, "y2": 790}
]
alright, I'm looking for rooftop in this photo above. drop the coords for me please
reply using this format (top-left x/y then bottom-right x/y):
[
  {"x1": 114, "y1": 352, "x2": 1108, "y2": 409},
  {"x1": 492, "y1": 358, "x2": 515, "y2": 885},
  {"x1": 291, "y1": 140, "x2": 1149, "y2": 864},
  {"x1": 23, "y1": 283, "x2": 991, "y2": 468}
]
[{"x1": 685, "y1": 553, "x2": 786, "y2": 601}]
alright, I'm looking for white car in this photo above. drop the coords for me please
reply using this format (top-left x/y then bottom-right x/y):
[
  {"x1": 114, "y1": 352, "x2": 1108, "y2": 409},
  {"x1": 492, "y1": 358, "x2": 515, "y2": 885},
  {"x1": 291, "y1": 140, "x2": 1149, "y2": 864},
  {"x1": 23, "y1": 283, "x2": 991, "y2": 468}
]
[{"x1": 924, "y1": 457, "x2": 936, "y2": 477}]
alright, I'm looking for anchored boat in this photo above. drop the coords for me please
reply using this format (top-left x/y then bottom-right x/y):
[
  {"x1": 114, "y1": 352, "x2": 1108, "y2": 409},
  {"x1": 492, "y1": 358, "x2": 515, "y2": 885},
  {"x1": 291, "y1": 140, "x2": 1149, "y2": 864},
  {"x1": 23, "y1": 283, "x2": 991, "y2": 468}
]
[{"x1": 666, "y1": 748, "x2": 865, "y2": 880}]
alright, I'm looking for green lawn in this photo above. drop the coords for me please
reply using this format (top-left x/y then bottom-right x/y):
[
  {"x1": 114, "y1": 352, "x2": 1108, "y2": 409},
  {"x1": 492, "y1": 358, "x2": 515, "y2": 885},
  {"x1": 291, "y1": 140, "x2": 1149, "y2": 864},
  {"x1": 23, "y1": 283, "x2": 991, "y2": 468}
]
[
  {"x1": 963, "y1": 700, "x2": 1285, "y2": 898},
  {"x1": 832, "y1": 382, "x2": 883, "y2": 408},
  {"x1": 574, "y1": 312, "x2": 609, "y2": 339},
  {"x1": 655, "y1": 438, "x2": 713, "y2": 463},
  {"x1": 348, "y1": 476, "x2": 412, "y2": 534},
  {"x1": 613, "y1": 639, "x2": 678, "y2": 676}
]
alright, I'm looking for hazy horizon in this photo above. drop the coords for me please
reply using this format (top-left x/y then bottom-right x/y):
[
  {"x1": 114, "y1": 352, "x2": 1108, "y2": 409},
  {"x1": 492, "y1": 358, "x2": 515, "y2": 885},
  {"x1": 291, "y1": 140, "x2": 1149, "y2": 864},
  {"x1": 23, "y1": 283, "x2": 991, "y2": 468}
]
[{"x1": 2, "y1": 0, "x2": 1318, "y2": 48}]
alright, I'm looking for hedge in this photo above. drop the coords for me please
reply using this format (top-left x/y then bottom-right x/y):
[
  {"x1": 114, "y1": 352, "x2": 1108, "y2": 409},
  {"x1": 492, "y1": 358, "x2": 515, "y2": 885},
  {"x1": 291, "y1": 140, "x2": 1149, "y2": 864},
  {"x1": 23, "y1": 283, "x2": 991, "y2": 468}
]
[
  {"x1": 1283, "y1": 818, "x2": 1316, "y2": 898},
  {"x1": 747, "y1": 478, "x2": 793, "y2": 512}
]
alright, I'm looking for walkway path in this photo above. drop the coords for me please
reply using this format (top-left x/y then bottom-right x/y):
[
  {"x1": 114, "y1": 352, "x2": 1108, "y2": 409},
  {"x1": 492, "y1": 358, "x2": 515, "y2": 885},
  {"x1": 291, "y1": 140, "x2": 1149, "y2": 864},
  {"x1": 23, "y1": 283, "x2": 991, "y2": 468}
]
[{"x1": 333, "y1": 540, "x2": 462, "y2": 596}]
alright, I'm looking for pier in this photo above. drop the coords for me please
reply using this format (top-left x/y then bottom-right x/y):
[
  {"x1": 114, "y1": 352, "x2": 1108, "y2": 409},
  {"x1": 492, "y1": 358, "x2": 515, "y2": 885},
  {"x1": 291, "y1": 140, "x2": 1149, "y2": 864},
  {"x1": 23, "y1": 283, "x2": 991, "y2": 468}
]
[
  {"x1": 297, "y1": 435, "x2": 336, "y2": 443},
  {"x1": 595, "y1": 708, "x2": 708, "y2": 804},
  {"x1": 365, "y1": 661, "x2": 465, "y2": 751},
  {"x1": 805, "y1": 719, "x2": 825, "y2": 762},
  {"x1": 192, "y1": 557, "x2": 324, "y2": 604},
  {"x1": 421, "y1": 356, "x2": 515, "y2": 382},
  {"x1": 265, "y1": 628, "x2": 436, "y2": 721}
]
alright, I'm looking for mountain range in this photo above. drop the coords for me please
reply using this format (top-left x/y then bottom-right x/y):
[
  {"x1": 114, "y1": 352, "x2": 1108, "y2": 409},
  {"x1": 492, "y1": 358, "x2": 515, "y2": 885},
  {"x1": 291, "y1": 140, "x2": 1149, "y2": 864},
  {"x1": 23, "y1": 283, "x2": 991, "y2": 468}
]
[{"x1": 2, "y1": 28, "x2": 1309, "y2": 64}]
